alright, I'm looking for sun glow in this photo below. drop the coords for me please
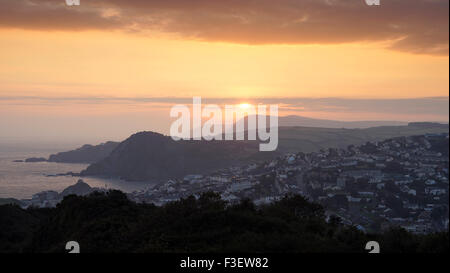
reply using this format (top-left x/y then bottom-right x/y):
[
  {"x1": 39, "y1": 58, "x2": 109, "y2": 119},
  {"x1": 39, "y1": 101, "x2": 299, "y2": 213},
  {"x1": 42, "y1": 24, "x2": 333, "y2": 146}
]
[{"x1": 239, "y1": 103, "x2": 251, "y2": 109}]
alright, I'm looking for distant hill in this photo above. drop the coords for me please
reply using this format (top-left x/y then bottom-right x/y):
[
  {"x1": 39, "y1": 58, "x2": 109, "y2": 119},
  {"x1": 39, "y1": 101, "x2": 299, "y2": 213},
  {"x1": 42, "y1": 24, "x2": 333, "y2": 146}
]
[
  {"x1": 48, "y1": 141, "x2": 119, "y2": 164},
  {"x1": 24, "y1": 157, "x2": 47, "y2": 163},
  {"x1": 80, "y1": 123, "x2": 448, "y2": 181},
  {"x1": 407, "y1": 122, "x2": 449, "y2": 128},
  {"x1": 206, "y1": 115, "x2": 408, "y2": 136},
  {"x1": 278, "y1": 115, "x2": 408, "y2": 128},
  {"x1": 81, "y1": 132, "x2": 262, "y2": 181},
  {"x1": 199, "y1": 115, "x2": 409, "y2": 138},
  {"x1": 275, "y1": 122, "x2": 449, "y2": 153},
  {"x1": 0, "y1": 198, "x2": 23, "y2": 206}
]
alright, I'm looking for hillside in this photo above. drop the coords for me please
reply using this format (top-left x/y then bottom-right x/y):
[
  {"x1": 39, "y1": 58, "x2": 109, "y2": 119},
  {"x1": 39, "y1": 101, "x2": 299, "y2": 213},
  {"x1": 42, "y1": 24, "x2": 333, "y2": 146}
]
[
  {"x1": 0, "y1": 198, "x2": 23, "y2": 206},
  {"x1": 81, "y1": 132, "x2": 262, "y2": 181},
  {"x1": 278, "y1": 115, "x2": 407, "y2": 128},
  {"x1": 80, "y1": 123, "x2": 448, "y2": 181},
  {"x1": 48, "y1": 141, "x2": 119, "y2": 163},
  {"x1": 276, "y1": 122, "x2": 449, "y2": 153}
]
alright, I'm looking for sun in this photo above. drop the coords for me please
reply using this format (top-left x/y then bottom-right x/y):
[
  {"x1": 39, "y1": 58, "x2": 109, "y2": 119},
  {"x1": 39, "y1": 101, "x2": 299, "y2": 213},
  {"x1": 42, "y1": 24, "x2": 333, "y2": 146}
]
[{"x1": 239, "y1": 103, "x2": 251, "y2": 109}]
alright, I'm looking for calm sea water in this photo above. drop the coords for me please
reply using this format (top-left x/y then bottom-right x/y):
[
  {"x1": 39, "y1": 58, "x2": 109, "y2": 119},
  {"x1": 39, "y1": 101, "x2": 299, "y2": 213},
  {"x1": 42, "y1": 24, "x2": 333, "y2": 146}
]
[{"x1": 0, "y1": 145, "x2": 152, "y2": 199}]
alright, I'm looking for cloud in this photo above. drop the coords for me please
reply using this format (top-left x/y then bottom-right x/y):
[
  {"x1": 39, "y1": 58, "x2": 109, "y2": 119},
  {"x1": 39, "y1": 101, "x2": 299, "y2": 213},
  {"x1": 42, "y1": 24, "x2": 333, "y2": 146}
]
[
  {"x1": 0, "y1": 0, "x2": 448, "y2": 55},
  {"x1": 274, "y1": 97, "x2": 450, "y2": 117},
  {"x1": 0, "y1": 0, "x2": 120, "y2": 30},
  {"x1": 1, "y1": 96, "x2": 448, "y2": 120}
]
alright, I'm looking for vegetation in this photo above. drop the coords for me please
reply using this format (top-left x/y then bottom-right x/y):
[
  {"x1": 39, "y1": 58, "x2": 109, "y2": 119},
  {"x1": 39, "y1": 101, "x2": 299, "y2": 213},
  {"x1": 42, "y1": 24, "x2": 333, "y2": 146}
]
[
  {"x1": 0, "y1": 191, "x2": 448, "y2": 253},
  {"x1": 79, "y1": 123, "x2": 449, "y2": 181}
]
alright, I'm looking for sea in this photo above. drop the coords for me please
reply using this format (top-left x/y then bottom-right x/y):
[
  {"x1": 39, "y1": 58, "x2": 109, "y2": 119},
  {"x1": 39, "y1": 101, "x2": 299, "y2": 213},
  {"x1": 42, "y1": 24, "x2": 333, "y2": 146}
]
[{"x1": 0, "y1": 143, "x2": 152, "y2": 199}]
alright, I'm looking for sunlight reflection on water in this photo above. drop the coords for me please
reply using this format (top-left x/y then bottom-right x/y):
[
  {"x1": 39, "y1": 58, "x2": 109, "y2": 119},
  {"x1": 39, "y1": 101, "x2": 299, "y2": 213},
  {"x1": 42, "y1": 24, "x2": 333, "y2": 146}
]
[{"x1": 0, "y1": 149, "x2": 154, "y2": 199}]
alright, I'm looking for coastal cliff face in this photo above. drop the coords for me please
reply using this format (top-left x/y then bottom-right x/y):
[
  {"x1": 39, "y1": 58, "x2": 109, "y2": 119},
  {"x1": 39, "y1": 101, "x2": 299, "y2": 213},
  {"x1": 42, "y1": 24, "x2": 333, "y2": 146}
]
[
  {"x1": 48, "y1": 141, "x2": 119, "y2": 164},
  {"x1": 81, "y1": 132, "x2": 261, "y2": 181}
]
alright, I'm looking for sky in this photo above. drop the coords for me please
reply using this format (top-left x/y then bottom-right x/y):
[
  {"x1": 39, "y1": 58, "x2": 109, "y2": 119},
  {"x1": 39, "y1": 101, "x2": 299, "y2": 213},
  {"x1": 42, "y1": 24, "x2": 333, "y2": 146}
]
[{"x1": 0, "y1": 0, "x2": 448, "y2": 144}]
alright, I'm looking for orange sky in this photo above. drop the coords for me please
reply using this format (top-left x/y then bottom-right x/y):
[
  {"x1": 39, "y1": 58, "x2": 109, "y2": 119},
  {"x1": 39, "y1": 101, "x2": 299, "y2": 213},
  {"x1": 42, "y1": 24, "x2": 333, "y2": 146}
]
[
  {"x1": 0, "y1": 0, "x2": 448, "y2": 144},
  {"x1": 0, "y1": 0, "x2": 448, "y2": 99},
  {"x1": 0, "y1": 29, "x2": 448, "y2": 99}
]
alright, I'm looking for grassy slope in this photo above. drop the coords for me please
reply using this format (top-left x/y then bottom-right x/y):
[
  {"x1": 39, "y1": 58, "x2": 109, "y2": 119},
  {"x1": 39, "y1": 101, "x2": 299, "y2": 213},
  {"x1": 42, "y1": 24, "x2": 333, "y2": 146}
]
[{"x1": 277, "y1": 125, "x2": 449, "y2": 153}]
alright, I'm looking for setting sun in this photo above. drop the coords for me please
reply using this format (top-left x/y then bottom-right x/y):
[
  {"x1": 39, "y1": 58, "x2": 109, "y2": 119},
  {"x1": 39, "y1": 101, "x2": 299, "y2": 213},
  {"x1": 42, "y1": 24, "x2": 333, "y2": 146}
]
[{"x1": 239, "y1": 103, "x2": 251, "y2": 110}]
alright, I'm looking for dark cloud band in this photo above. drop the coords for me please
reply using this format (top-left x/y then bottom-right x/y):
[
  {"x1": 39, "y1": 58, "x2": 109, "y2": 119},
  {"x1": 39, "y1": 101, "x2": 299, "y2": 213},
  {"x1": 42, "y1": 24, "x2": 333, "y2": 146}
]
[{"x1": 0, "y1": 0, "x2": 448, "y2": 55}]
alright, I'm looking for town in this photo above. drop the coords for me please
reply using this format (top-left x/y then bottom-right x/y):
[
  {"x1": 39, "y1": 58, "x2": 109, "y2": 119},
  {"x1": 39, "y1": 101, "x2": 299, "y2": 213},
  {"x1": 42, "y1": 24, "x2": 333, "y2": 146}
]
[
  {"x1": 20, "y1": 133, "x2": 449, "y2": 234},
  {"x1": 129, "y1": 133, "x2": 449, "y2": 234}
]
